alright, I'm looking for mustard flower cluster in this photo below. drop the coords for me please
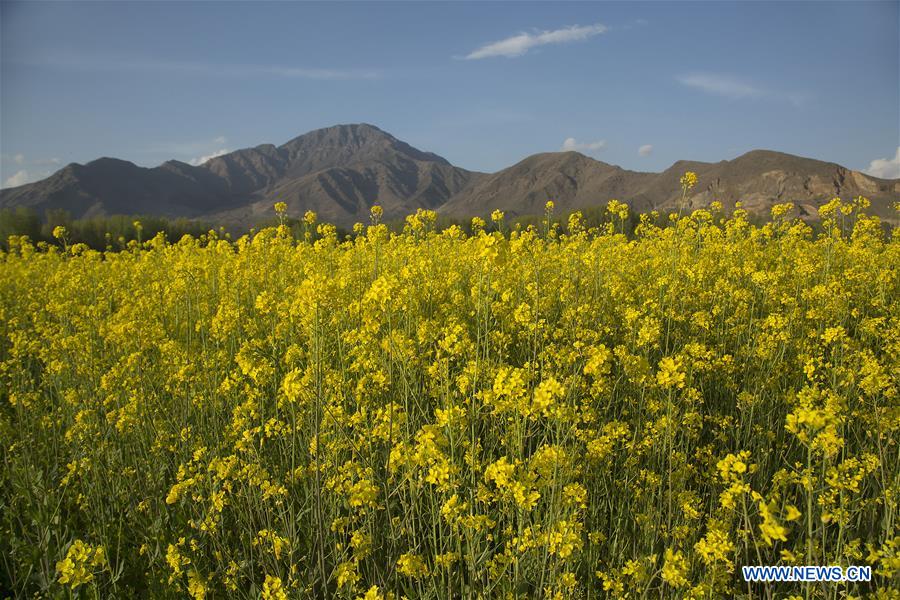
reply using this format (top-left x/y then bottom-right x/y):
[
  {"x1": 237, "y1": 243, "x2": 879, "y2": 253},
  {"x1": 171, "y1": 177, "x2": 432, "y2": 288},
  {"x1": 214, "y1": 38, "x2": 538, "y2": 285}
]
[{"x1": 1, "y1": 194, "x2": 897, "y2": 598}]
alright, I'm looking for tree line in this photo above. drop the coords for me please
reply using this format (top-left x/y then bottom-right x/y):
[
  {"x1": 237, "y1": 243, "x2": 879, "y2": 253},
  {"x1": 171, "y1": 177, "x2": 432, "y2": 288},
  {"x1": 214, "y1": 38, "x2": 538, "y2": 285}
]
[{"x1": 0, "y1": 207, "x2": 218, "y2": 250}]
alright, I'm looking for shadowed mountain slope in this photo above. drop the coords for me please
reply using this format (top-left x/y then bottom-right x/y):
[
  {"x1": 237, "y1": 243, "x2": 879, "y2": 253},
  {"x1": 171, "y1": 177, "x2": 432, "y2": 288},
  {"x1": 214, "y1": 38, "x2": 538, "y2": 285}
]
[
  {"x1": 2, "y1": 125, "x2": 896, "y2": 228},
  {"x1": 441, "y1": 149, "x2": 898, "y2": 221},
  {"x1": 0, "y1": 124, "x2": 483, "y2": 228}
]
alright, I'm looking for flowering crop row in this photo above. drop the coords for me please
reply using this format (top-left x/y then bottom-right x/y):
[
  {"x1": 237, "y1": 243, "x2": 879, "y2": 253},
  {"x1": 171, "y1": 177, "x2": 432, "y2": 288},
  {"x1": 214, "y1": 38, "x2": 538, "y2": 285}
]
[{"x1": 1, "y1": 193, "x2": 897, "y2": 598}]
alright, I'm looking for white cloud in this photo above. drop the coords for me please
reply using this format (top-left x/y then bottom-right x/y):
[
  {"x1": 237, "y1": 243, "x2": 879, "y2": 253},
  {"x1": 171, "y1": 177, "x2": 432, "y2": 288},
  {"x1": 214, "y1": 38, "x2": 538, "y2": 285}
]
[
  {"x1": 190, "y1": 148, "x2": 230, "y2": 166},
  {"x1": 865, "y1": 147, "x2": 900, "y2": 179},
  {"x1": 621, "y1": 19, "x2": 649, "y2": 30},
  {"x1": 562, "y1": 137, "x2": 606, "y2": 153},
  {"x1": 259, "y1": 65, "x2": 381, "y2": 80},
  {"x1": 2, "y1": 170, "x2": 30, "y2": 188},
  {"x1": 677, "y1": 73, "x2": 805, "y2": 105},
  {"x1": 2, "y1": 153, "x2": 27, "y2": 165},
  {"x1": 638, "y1": 144, "x2": 654, "y2": 157},
  {"x1": 14, "y1": 56, "x2": 382, "y2": 80},
  {"x1": 678, "y1": 73, "x2": 765, "y2": 99},
  {"x1": 464, "y1": 23, "x2": 607, "y2": 60},
  {"x1": 0, "y1": 156, "x2": 62, "y2": 186},
  {"x1": 150, "y1": 136, "x2": 230, "y2": 161},
  {"x1": 185, "y1": 135, "x2": 230, "y2": 164}
]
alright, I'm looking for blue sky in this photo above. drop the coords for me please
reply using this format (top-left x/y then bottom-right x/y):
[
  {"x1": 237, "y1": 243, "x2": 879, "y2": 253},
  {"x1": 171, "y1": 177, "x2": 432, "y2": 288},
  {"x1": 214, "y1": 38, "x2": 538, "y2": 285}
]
[{"x1": 2, "y1": 1, "x2": 898, "y2": 187}]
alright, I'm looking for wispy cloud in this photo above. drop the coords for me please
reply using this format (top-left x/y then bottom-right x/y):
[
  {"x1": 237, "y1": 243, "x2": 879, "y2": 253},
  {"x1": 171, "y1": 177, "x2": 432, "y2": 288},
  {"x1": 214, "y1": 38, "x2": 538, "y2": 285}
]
[
  {"x1": 185, "y1": 136, "x2": 232, "y2": 164},
  {"x1": 865, "y1": 147, "x2": 900, "y2": 179},
  {"x1": 1, "y1": 170, "x2": 53, "y2": 188},
  {"x1": 677, "y1": 73, "x2": 805, "y2": 105},
  {"x1": 562, "y1": 137, "x2": 606, "y2": 153},
  {"x1": 14, "y1": 55, "x2": 382, "y2": 80},
  {"x1": 678, "y1": 73, "x2": 764, "y2": 99},
  {"x1": 255, "y1": 65, "x2": 381, "y2": 80},
  {"x1": 190, "y1": 148, "x2": 230, "y2": 166},
  {"x1": 0, "y1": 154, "x2": 61, "y2": 188},
  {"x1": 638, "y1": 144, "x2": 654, "y2": 157},
  {"x1": 147, "y1": 135, "x2": 230, "y2": 160},
  {"x1": 463, "y1": 23, "x2": 607, "y2": 60},
  {"x1": 2, "y1": 170, "x2": 30, "y2": 188},
  {"x1": 1, "y1": 153, "x2": 28, "y2": 165},
  {"x1": 621, "y1": 18, "x2": 649, "y2": 30},
  {"x1": 149, "y1": 135, "x2": 232, "y2": 165}
]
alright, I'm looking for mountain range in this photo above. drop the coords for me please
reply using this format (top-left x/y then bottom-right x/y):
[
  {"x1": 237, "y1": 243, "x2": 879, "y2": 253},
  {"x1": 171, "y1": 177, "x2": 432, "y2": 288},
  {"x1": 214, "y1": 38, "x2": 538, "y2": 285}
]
[{"x1": 2, "y1": 123, "x2": 897, "y2": 228}]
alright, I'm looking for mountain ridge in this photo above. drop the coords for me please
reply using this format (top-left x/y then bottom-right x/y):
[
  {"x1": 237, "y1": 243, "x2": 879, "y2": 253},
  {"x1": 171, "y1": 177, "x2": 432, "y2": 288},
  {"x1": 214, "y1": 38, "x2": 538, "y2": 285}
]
[{"x1": 2, "y1": 124, "x2": 897, "y2": 228}]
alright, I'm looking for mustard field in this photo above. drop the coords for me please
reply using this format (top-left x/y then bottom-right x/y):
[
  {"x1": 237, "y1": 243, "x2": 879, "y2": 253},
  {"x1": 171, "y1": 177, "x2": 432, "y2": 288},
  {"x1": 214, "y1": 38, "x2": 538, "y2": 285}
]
[{"x1": 1, "y1": 195, "x2": 898, "y2": 599}]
